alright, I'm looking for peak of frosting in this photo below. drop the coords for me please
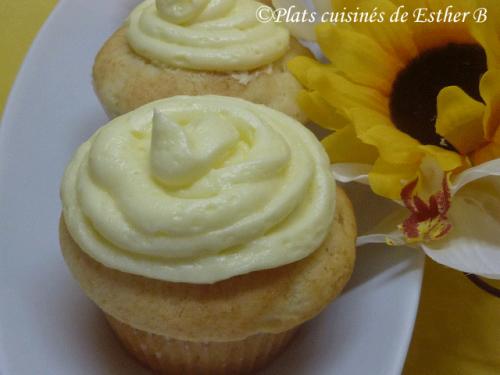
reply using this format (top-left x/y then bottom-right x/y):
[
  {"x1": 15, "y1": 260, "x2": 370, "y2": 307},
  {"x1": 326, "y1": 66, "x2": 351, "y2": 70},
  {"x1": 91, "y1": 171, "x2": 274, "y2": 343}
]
[
  {"x1": 155, "y1": 0, "x2": 236, "y2": 25},
  {"x1": 150, "y1": 110, "x2": 239, "y2": 187},
  {"x1": 126, "y1": 0, "x2": 290, "y2": 71},
  {"x1": 61, "y1": 96, "x2": 335, "y2": 283}
]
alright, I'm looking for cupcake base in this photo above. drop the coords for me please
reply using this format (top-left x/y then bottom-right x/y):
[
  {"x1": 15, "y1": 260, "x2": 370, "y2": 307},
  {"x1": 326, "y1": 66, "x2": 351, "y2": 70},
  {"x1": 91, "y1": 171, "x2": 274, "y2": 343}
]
[
  {"x1": 106, "y1": 313, "x2": 299, "y2": 375},
  {"x1": 92, "y1": 27, "x2": 312, "y2": 121},
  {"x1": 60, "y1": 187, "x2": 356, "y2": 374}
]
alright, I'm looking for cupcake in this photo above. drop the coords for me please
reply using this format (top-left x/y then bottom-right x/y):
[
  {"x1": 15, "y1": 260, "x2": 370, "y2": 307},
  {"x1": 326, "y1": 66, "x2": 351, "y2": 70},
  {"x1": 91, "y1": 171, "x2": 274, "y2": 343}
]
[
  {"x1": 92, "y1": 0, "x2": 312, "y2": 121},
  {"x1": 60, "y1": 96, "x2": 356, "y2": 374}
]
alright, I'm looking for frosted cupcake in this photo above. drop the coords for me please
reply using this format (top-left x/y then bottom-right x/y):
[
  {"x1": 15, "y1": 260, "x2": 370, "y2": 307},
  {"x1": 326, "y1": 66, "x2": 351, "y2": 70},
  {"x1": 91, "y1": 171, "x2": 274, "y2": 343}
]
[
  {"x1": 92, "y1": 0, "x2": 311, "y2": 121},
  {"x1": 60, "y1": 96, "x2": 356, "y2": 374}
]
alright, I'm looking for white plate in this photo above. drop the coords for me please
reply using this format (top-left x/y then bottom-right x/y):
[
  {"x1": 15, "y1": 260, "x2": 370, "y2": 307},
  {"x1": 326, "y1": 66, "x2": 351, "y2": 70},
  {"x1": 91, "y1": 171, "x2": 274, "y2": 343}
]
[{"x1": 0, "y1": 1, "x2": 424, "y2": 374}]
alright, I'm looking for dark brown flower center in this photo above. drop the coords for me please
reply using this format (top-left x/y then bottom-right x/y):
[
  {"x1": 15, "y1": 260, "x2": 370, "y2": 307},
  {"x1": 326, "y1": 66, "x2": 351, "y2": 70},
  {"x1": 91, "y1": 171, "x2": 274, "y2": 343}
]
[{"x1": 389, "y1": 43, "x2": 487, "y2": 150}]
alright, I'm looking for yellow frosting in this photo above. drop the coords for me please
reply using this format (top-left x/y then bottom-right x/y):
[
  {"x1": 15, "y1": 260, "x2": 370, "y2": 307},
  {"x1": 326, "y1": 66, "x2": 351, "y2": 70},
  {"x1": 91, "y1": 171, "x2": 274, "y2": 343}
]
[
  {"x1": 126, "y1": 0, "x2": 290, "y2": 71},
  {"x1": 61, "y1": 96, "x2": 335, "y2": 283}
]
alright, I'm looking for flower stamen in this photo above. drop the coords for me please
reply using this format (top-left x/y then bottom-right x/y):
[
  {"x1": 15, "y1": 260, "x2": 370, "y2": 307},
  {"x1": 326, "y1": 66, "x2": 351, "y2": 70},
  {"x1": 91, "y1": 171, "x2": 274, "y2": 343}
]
[{"x1": 399, "y1": 174, "x2": 452, "y2": 242}]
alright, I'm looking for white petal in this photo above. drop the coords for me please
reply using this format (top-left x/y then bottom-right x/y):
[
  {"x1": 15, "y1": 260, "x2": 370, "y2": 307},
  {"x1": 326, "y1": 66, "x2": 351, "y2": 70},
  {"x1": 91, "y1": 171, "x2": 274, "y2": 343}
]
[
  {"x1": 451, "y1": 158, "x2": 500, "y2": 194},
  {"x1": 331, "y1": 163, "x2": 371, "y2": 184},
  {"x1": 301, "y1": 40, "x2": 328, "y2": 61},
  {"x1": 422, "y1": 176, "x2": 500, "y2": 279},
  {"x1": 272, "y1": 0, "x2": 317, "y2": 40}
]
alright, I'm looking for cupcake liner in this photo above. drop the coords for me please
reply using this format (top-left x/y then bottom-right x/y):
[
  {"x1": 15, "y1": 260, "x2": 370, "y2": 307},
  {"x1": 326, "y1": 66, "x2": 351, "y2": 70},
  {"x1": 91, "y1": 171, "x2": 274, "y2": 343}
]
[{"x1": 105, "y1": 313, "x2": 299, "y2": 375}]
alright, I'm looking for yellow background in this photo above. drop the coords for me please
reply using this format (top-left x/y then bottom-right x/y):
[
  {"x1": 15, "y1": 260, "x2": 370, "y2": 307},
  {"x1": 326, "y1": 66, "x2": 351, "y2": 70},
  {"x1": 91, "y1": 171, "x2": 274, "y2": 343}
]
[{"x1": 1, "y1": 1, "x2": 499, "y2": 373}]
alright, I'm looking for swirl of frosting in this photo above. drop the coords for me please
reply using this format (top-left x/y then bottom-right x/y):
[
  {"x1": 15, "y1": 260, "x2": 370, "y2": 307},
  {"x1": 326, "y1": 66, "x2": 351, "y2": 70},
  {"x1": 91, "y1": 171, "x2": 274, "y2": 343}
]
[
  {"x1": 126, "y1": 0, "x2": 290, "y2": 71},
  {"x1": 61, "y1": 96, "x2": 335, "y2": 283}
]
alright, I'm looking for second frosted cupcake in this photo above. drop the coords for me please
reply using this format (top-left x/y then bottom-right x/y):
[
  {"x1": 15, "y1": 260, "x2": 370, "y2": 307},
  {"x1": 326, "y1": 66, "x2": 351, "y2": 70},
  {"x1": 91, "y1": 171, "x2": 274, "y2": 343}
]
[{"x1": 93, "y1": 0, "x2": 311, "y2": 120}]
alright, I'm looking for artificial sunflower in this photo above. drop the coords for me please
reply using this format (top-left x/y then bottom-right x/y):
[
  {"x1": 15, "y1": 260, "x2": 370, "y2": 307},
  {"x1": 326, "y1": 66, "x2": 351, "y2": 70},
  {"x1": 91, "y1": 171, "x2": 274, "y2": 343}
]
[{"x1": 276, "y1": 0, "x2": 500, "y2": 276}]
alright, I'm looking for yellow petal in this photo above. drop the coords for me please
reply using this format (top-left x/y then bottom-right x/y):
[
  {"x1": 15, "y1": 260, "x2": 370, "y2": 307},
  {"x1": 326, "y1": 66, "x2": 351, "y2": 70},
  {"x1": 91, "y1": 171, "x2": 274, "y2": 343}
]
[
  {"x1": 324, "y1": 0, "x2": 418, "y2": 65},
  {"x1": 427, "y1": 0, "x2": 476, "y2": 11},
  {"x1": 479, "y1": 69, "x2": 500, "y2": 140},
  {"x1": 369, "y1": 158, "x2": 419, "y2": 199},
  {"x1": 322, "y1": 126, "x2": 378, "y2": 164},
  {"x1": 470, "y1": 2, "x2": 500, "y2": 69},
  {"x1": 435, "y1": 86, "x2": 486, "y2": 155},
  {"x1": 401, "y1": 0, "x2": 432, "y2": 9},
  {"x1": 348, "y1": 106, "x2": 394, "y2": 135},
  {"x1": 471, "y1": 141, "x2": 500, "y2": 165},
  {"x1": 418, "y1": 145, "x2": 464, "y2": 171},
  {"x1": 288, "y1": 56, "x2": 323, "y2": 87},
  {"x1": 315, "y1": 23, "x2": 403, "y2": 95},
  {"x1": 351, "y1": 0, "x2": 418, "y2": 64},
  {"x1": 307, "y1": 67, "x2": 389, "y2": 116},
  {"x1": 407, "y1": 0, "x2": 475, "y2": 52},
  {"x1": 296, "y1": 91, "x2": 348, "y2": 130},
  {"x1": 330, "y1": 0, "x2": 349, "y2": 8},
  {"x1": 358, "y1": 125, "x2": 422, "y2": 164}
]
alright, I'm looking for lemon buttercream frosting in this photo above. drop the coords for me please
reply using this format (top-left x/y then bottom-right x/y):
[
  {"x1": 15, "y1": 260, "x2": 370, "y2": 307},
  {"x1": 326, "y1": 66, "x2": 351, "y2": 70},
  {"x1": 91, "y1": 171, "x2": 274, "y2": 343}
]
[
  {"x1": 61, "y1": 96, "x2": 335, "y2": 283},
  {"x1": 126, "y1": 0, "x2": 290, "y2": 71}
]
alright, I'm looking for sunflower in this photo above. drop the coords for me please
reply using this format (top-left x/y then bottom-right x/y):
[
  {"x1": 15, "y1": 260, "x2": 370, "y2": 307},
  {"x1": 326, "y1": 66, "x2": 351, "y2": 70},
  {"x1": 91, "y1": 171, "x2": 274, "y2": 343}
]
[
  {"x1": 276, "y1": 0, "x2": 500, "y2": 276},
  {"x1": 287, "y1": 0, "x2": 499, "y2": 198}
]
